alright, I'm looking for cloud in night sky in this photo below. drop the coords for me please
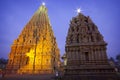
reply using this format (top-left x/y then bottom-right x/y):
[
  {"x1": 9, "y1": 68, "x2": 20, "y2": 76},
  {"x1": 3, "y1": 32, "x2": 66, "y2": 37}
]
[{"x1": 0, "y1": 0, "x2": 120, "y2": 59}]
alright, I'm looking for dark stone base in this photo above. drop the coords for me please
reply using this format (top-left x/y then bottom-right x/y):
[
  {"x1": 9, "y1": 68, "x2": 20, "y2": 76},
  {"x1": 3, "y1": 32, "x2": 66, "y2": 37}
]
[
  {"x1": 0, "y1": 74, "x2": 55, "y2": 80},
  {"x1": 62, "y1": 74, "x2": 119, "y2": 80}
]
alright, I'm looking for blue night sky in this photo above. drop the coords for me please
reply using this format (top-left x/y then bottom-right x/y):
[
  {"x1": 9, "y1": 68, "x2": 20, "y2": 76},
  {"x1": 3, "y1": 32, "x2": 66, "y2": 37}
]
[{"x1": 0, "y1": 0, "x2": 120, "y2": 59}]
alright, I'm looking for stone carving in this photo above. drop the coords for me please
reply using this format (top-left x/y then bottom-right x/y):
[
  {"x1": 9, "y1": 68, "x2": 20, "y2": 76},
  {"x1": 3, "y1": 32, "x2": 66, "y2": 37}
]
[
  {"x1": 6, "y1": 4, "x2": 60, "y2": 74},
  {"x1": 63, "y1": 13, "x2": 117, "y2": 80}
]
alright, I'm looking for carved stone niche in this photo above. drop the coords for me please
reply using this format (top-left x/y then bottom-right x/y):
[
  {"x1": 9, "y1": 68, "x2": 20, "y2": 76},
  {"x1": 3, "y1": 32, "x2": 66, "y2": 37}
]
[{"x1": 82, "y1": 47, "x2": 90, "y2": 52}]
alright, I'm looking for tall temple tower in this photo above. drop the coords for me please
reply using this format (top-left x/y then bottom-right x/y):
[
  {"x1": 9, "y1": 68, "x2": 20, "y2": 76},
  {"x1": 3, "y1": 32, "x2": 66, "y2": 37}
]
[
  {"x1": 6, "y1": 3, "x2": 60, "y2": 74},
  {"x1": 63, "y1": 13, "x2": 117, "y2": 80}
]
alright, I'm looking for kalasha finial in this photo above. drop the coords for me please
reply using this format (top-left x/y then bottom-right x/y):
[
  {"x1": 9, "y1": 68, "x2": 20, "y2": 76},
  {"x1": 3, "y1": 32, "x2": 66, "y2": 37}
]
[
  {"x1": 42, "y1": 2, "x2": 45, "y2": 6},
  {"x1": 76, "y1": 8, "x2": 82, "y2": 14}
]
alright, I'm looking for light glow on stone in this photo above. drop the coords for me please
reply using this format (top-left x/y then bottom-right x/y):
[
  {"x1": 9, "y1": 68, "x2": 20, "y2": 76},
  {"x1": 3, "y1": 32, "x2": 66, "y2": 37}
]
[{"x1": 17, "y1": 47, "x2": 52, "y2": 74}]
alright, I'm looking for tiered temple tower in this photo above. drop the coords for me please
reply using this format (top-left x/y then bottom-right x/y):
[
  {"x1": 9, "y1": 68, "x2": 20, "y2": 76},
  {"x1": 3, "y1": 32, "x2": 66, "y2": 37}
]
[
  {"x1": 63, "y1": 13, "x2": 117, "y2": 80},
  {"x1": 6, "y1": 4, "x2": 60, "y2": 74}
]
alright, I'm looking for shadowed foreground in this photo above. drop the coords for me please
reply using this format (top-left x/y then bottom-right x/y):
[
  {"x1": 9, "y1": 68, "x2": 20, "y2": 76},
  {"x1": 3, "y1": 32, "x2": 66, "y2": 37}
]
[
  {"x1": 0, "y1": 74, "x2": 56, "y2": 80},
  {"x1": 1, "y1": 74, "x2": 120, "y2": 80}
]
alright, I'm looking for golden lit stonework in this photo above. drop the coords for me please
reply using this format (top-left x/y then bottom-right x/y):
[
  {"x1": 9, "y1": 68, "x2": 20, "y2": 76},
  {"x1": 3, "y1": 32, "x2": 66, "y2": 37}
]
[{"x1": 6, "y1": 4, "x2": 60, "y2": 74}]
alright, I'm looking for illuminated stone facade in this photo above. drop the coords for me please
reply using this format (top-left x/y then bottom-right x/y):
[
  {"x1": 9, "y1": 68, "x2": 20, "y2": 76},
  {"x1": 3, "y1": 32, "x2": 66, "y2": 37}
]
[
  {"x1": 63, "y1": 13, "x2": 117, "y2": 80},
  {"x1": 6, "y1": 4, "x2": 60, "y2": 74}
]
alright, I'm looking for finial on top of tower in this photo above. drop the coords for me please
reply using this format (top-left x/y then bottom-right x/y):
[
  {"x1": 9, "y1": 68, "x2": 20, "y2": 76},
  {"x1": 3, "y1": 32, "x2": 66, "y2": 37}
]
[
  {"x1": 76, "y1": 8, "x2": 82, "y2": 14},
  {"x1": 42, "y1": 2, "x2": 45, "y2": 6}
]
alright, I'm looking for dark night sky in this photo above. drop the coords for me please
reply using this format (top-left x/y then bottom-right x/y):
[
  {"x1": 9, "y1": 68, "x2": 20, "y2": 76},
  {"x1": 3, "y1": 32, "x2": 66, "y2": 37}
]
[{"x1": 0, "y1": 0, "x2": 120, "y2": 59}]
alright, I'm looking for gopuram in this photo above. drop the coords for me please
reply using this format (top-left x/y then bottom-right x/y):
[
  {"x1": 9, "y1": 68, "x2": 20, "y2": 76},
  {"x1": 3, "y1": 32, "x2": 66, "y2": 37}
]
[{"x1": 6, "y1": 3, "x2": 60, "y2": 74}]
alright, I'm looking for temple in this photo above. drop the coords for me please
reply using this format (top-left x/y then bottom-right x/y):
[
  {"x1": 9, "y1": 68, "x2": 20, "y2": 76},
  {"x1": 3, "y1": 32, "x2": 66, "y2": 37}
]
[
  {"x1": 62, "y1": 13, "x2": 117, "y2": 80},
  {"x1": 6, "y1": 4, "x2": 60, "y2": 74}
]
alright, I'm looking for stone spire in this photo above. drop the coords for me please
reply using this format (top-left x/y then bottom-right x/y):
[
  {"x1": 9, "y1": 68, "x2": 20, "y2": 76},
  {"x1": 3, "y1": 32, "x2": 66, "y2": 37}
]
[
  {"x1": 6, "y1": 4, "x2": 60, "y2": 74},
  {"x1": 63, "y1": 13, "x2": 117, "y2": 80},
  {"x1": 66, "y1": 13, "x2": 106, "y2": 46},
  {"x1": 30, "y1": 4, "x2": 50, "y2": 25}
]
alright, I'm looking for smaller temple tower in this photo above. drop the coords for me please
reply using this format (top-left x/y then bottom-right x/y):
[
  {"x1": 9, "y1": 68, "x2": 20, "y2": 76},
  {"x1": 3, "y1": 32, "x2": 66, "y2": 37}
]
[{"x1": 63, "y1": 12, "x2": 117, "y2": 80}]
